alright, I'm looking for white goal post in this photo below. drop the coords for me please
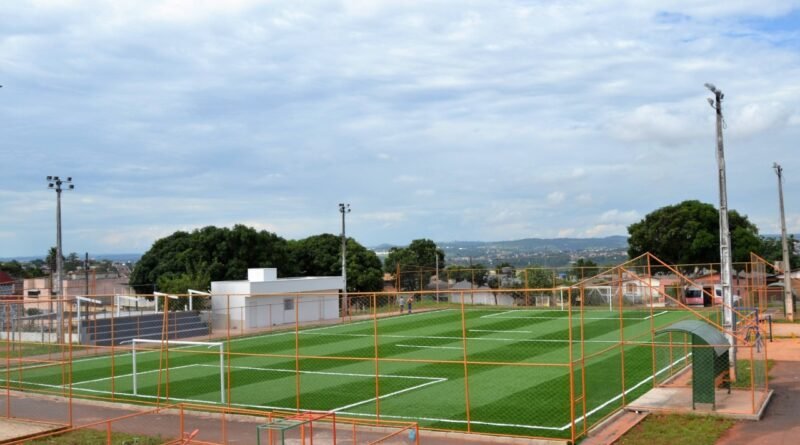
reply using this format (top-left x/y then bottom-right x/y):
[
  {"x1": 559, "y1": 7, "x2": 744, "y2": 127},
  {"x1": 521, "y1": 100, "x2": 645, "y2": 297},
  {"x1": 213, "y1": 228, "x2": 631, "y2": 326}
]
[{"x1": 131, "y1": 339, "x2": 226, "y2": 404}]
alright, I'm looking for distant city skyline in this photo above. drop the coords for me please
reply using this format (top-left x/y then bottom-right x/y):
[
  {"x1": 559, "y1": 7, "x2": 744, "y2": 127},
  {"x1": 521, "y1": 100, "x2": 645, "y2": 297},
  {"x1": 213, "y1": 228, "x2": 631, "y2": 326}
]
[{"x1": 2, "y1": 2, "x2": 799, "y2": 257}]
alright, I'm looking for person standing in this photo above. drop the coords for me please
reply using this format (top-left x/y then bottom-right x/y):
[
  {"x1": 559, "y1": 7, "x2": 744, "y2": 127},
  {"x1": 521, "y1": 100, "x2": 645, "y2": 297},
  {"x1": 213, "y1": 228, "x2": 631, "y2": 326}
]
[
  {"x1": 407, "y1": 296, "x2": 413, "y2": 314},
  {"x1": 397, "y1": 295, "x2": 405, "y2": 314}
]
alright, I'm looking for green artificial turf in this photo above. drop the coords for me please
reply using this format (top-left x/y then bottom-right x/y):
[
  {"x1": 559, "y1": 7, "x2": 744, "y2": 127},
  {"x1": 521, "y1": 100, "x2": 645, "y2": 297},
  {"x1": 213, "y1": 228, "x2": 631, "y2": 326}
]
[{"x1": 2, "y1": 307, "x2": 711, "y2": 440}]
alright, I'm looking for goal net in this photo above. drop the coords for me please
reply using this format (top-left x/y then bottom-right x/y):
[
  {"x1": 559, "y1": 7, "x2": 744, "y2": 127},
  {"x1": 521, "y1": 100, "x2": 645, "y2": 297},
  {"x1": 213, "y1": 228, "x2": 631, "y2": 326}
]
[{"x1": 131, "y1": 339, "x2": 226, "y2": 404}]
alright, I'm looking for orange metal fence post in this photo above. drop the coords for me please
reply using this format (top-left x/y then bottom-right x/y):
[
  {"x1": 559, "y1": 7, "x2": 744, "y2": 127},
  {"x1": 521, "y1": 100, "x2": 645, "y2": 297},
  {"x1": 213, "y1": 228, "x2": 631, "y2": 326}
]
[
  {"x1": 618, "y1": 267, "x2": 627, "y2": 407},
  {"x1": 4, "y1": 302, "x2": 10, "y2": 418},
  {"x1": 372, "y1": 293, "x2": 381, "y2": 420},
  {"x1": 750, "y1": 345, "x2": 755, "y2": 414},
  {"x1": 579, "y1": 287, "x2": 587, "y2": 437},
  {"x1": 459, "y1": 290, "x2": 472, "y2": 432},
  {"x1": 110, "y1": 307, "x2": 116, "y2": 400},
  {"x1": 567, "y1": 284, "x2": 576, "y2": 443},
  {"x1": 68, "y1": 313, "x2": 73, "y2": 426},
  {"x1": 295, "y1": 294, "x2": 301, "y2": 411},
  {"x1": 331, "y1": 412, "x2": 336, "y2": 444}
]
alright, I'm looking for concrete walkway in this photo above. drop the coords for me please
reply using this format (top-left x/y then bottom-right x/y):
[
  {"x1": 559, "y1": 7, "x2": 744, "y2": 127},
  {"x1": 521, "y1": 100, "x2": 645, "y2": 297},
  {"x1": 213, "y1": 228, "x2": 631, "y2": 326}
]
[
  {"x1": 0, "y1": 393, "x2": 563, "y2": 445},
  {"x1": 715, "y1": 336, "x2": 800, "y2": 445}
]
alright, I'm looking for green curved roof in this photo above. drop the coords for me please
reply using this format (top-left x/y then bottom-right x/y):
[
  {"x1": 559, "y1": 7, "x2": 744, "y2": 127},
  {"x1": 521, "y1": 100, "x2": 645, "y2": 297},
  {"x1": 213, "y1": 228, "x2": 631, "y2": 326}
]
[{"x1": 655, "y1": 320, "x2": 730, "y2": 356}]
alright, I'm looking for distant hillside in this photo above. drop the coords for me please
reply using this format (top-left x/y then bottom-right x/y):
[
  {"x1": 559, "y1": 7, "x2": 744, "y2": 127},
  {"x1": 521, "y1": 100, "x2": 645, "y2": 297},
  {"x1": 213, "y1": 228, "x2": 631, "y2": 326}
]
[
  {"x1": 442, "y1": 236, "x2": 628, "y2": 252},
  {"x1": 372, "y1": 236, "x2": 627, "y2": 253},
  {"x1": 372, "y1": 236, "x2": 630, "y2": 267}
]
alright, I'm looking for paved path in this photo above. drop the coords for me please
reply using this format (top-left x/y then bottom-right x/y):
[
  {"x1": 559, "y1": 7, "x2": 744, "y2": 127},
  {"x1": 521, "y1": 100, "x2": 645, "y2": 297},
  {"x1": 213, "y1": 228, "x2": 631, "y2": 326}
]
[
  {"x1": 0, "y1": 393, "x2": 560, "y2": 445},
  {"x1": 716, "y1": 337, "x2": 800, "y2": 445}
]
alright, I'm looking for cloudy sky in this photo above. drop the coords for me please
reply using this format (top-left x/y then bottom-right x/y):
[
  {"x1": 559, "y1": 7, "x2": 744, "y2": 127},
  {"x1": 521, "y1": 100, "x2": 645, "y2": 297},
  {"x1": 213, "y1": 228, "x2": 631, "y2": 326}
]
[{"x1": 2, "y1": 1, "x2": 800, "y2": 257}]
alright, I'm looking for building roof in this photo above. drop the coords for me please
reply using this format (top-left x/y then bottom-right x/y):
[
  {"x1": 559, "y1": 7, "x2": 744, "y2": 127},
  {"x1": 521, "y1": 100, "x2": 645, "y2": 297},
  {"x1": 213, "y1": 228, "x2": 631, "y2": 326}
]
[
  {"x1": 0, "y1": 271, "x2": 14, "y2": 284},
  {"x1": 656, "y1": 320, "x2": 729, "y2": 356}
]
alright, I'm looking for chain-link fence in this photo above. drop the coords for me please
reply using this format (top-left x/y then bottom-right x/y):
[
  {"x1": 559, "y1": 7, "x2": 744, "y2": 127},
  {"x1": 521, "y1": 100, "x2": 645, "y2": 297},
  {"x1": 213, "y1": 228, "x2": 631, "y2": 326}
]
[{"x1": 0, "y1": 253, "x2": 774, "y2": 443}]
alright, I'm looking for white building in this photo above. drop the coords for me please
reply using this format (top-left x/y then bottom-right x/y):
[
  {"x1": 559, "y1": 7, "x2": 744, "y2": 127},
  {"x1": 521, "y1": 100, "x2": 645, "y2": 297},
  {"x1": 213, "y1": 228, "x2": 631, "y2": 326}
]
[
  {"x1": 210, "y1": 268, "x2": 343, "y2": 331},
  {"x1": 447, "y1": 281, "x2": 515, "y2": 306}
]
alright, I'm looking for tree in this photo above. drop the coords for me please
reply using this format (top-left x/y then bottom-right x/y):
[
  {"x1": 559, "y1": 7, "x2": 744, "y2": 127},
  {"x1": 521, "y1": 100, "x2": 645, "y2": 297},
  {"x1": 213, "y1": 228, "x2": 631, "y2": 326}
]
[
  {"x1": 758, "y1": 235, "x2": 800, "y2": 269},
  {"x1": 64, "y1": 252, "x2": 81, "y2": 272},
  {"x1": 525, "y1": 268, "x2": 554, "y2": 289},
  {"x1": 383, "y1": 239, "x2": 444, "y2": 291},
  {"x1": 444, "y1": 264, "x2": 489, "y2": 287},
  {"x1": 570, "y1": 258, "x2": 598, "y2": 281},
  {"x1": 289, "y1": 233, "x2": 383, "y2": 292},
  {"x1": 627, "y1": 200, "x2": 761, "y2": 267},
  {"x1": 130, "y1": 225, "x2": 294, "y2": 294}
]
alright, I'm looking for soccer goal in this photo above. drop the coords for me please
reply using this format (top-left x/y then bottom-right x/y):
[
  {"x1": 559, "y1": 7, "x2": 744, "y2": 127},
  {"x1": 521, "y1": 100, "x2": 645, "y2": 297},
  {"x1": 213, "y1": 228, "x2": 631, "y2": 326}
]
[{"x1": 131, "y1": 339, "x2": 226, "y2": 404}]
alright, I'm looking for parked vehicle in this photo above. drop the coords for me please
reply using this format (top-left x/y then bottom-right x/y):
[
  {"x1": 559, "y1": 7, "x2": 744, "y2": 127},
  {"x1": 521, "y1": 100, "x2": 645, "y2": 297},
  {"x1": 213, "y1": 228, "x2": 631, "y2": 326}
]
[{"x1": 684, "y1": 284, "x2": 740, "y2": 307}]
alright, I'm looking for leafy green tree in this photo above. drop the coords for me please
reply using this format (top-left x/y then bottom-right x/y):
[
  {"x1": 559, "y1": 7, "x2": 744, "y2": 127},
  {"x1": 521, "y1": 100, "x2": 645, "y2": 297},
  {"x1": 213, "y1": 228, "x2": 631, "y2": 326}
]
[
  {"x1": 156, "y1": 271, "x2": 212, "y2": 310},
  {"x1": 0, "y1": 260, "x2": 27, "y2": 278},
  {"x1": 758, "y1": 235, "x2": 800, "y2": 269},
  {"x1": 444, "y1": 264, "x2": 489, "y2": 287},
  {"x1": 65, "y1": 252, "x2": 81, "y2": 272},
  {"x1": 130, "y1": 225, "x2": 294, "y2": 294},
  {"x1": 289, "y1": 233, "x2": 383, "y2": 292},
  {"x1": 525, "y1": 268, "x2": 554, "y2": 288},
  {"x1": 45, "y1": 246, "x2": 61, "y2": 273},
  {"x1": 627, "y1": 200, "x2": 761, "y2": 267},
  {"x1": 570, "y1": 258, "x2": 598, "y2": 281},
  {"x1": 383, "y1": 239, "x2": 444, "y2": 291}
]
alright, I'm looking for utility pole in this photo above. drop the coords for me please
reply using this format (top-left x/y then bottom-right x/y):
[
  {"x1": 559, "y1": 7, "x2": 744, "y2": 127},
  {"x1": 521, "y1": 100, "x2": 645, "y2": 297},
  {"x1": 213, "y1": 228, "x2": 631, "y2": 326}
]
[
  {"x1": 705, "y1": 83, "x2": 736, "y2": 376},
  {"x1": 435, "y1": 250, "x2": 439, "y2": 303},
  {"x1": 84, "y1": 252, "x2": 89, "y2": 295},
  {"x1": 773, "y1": 163, "x2": 794, "y2": 321},
  {"x1": 339, "y1": 203, "x2": 351, "y2": 315},
  {"x1": 47, "y1": 176, "x2": 74, "y2": 344}
]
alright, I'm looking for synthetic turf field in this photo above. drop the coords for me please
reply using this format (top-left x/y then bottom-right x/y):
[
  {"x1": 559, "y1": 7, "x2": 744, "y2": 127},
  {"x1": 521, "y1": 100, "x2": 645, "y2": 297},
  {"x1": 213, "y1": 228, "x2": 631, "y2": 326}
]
[{"x1": 3, "y1": 307, "x2": 710, "y2": 439}]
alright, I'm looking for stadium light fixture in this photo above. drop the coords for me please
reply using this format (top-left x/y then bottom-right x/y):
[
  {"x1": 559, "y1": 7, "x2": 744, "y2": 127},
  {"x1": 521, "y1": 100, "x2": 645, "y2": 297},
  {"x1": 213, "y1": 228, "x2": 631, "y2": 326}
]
[
  {"x1": 773, "y1": 163, "x2": 794, "y2": 321},
  {"x1": 339, "y1": 203, "x2": 351, "y2": 315},
  {"x1": 46, "y1": 175, "x2": 74, "y2": 344},
  {"x1": 705, "y1": 83, "x2": 736, "y2": 376}
]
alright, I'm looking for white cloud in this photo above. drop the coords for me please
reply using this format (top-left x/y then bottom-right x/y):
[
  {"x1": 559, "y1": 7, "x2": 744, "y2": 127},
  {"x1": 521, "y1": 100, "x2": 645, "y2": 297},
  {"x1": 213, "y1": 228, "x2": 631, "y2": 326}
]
[
  {"x1": 729, "y1": 102, "x2": 792, "y2": 138},
  {"x1": 599, "y1": 209, "x2": 640, "y2": 224},
  {"x1": 2, "y1": 1, "x2": 800, "y2": 255},
  {"x1": 547, "y1": 192, "x2": 566, "y2": 205}
]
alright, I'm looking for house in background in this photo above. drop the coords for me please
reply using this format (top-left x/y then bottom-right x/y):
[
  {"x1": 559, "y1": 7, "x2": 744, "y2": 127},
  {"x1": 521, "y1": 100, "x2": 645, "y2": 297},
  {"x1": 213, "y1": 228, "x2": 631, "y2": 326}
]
[
  {"x1": 0, "y1": 271, "x2": 21, "y2": 299},
  {"x1": 211, "y1": 268, "x2": 343, "y2": 331}
]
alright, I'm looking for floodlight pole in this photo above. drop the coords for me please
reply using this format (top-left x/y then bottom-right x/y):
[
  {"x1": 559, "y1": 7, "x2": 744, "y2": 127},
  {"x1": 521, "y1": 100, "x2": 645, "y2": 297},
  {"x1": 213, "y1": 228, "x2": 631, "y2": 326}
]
[
  {"x1": 47, "y1": 175, "x2": 74, "y2": 344},
  {"x1": 774, "y1": 163, "x2": 794, "y2": 322},
  {"x1": 339, "y1": 203, "x2": 351, "y2": 315},
  {"x1": 435, "y1": 251, "x2": 439, "y2": 303},
  {"x1": 705, "y1": 83, "x2": 736, "y2": 375}
]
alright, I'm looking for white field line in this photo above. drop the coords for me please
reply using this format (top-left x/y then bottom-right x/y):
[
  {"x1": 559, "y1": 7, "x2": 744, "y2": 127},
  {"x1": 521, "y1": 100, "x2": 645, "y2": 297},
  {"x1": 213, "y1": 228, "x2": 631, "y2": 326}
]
[
  {"x1": 396, "y1": 344, "x2": 463, "y2": 350},
  {"x1": 469, "y1": 329, "x2": 533, "y2": 334},
  {"x1": 5, "y1": 357, "x2": 691, "y2": 433},
  {"x1": 479, "y1": 310, "x2": 519, "y2": 319},
  {"x1": 70, "y1": 364, "x2": 197, "y2": 386},
  {"x1": 301, "y1": 331, "x2": 674, "y2": 345},
  {"x1": 561, "y1": 352, "x2": 691, "y2": 430},
  {"x1": 331, "y1": 378, "x2": 447, "y2": 412},
  {"x1": 331, "y1": 353, "x2": 693, "y2": 432},
  {"x1": 227, "y1": 308, "x2": 455, "y2": 344},
  {"x1": 643, "y1": 311, "x2": 669, "y2": 320},
  {"x1": 3, "y1": 309, "x2": 456, "y2": 374},
  {"x1": 484, "y1": 315, "x2": 651, "y2": 320},
  {"x1": 4, "y1": 364, "x2": 450, "y2": 423},
  {"x1": 194, "y1": 364, "x2": 443, "y2": 382}
]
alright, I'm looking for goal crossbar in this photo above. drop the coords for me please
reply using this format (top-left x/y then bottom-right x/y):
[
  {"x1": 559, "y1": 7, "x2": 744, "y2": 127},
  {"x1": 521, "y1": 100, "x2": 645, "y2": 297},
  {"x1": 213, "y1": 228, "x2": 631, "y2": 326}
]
[{"x1": 131, "y1": 339, "x2": 225, "y2": 404}]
